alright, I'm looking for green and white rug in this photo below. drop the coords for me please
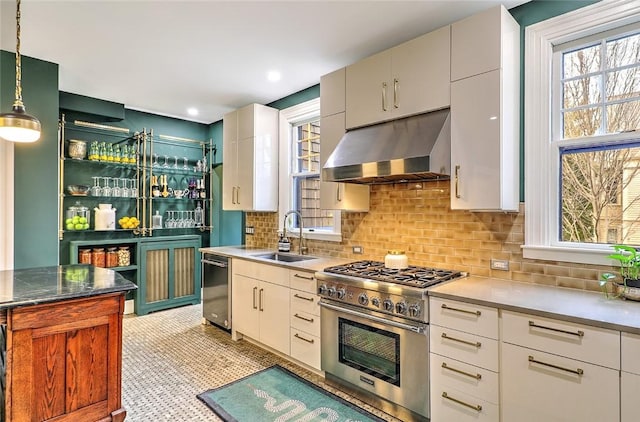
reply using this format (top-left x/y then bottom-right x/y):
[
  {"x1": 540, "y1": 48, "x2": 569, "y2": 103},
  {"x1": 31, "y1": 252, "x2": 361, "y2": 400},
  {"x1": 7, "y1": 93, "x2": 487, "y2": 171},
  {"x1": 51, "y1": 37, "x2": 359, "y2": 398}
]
[{"x1": 197, "y1": 365, "x2": 386, "y2": 422}]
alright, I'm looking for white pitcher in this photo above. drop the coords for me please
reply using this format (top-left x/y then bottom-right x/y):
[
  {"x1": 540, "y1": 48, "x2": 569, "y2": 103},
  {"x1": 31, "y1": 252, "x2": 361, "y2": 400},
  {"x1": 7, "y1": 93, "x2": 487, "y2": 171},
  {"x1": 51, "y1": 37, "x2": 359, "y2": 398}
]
[{"x1": 94, "y1": 204, "x2": 116, "y2": 231}]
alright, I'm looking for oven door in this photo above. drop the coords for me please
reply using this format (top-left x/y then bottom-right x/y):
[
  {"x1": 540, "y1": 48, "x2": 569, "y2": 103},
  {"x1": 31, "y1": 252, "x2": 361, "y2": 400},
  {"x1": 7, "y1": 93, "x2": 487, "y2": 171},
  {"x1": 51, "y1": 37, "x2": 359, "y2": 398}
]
[{"x1": 320, "y1": 300, "x2": 429, "y2": 419}]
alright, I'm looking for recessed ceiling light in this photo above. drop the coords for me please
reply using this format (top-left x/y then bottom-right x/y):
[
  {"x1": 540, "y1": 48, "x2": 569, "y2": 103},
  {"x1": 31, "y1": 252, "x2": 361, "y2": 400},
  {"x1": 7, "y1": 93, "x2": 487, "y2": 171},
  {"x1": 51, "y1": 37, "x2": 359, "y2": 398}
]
[
  {"x1": 187, "y1": 108, "x2": 198, "y2": 116},
  {"x1": 267, "y1": 70, "x2": 281, "y2": 82}
]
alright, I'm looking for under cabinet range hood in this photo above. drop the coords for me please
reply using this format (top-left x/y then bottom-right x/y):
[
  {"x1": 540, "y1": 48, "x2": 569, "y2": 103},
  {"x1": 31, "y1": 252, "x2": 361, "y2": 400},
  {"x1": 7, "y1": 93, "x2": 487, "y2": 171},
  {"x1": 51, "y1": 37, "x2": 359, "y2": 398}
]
[{"x1": 322, "y1": 108, "x2": 451, "y2": 184}]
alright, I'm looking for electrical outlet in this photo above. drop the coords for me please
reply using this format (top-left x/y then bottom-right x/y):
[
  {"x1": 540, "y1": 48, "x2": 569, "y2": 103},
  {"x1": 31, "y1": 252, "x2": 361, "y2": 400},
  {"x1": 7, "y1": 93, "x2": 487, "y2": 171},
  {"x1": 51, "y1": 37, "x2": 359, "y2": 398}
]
[
  {"x1": 245, "y1": 226, "x2": 255, "y2": 235},
  {"x1": 491, "y1": 259, "x2": 509, "y2": 271},
  {"x1": 352, "y1": 246, "x2": 363, "y2": 254}
]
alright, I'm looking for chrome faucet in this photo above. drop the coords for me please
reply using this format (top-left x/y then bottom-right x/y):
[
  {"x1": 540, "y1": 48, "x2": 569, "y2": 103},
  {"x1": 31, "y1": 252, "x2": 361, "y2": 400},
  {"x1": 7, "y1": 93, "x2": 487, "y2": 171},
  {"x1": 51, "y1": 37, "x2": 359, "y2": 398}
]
[{"x1": 283, "y1": 210, "x2": 307, "y2": 255}]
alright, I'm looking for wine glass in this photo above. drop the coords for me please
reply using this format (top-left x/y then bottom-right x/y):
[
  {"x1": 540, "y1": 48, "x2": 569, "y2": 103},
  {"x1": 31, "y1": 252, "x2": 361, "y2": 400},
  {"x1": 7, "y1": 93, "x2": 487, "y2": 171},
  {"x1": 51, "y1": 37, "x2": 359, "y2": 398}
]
[
  {"x1": 112, "y1": 178, "x2": 121, "y2": 198},
  {"x1": 182, "y1": 157, "x2": 188, "y2": 170},
  {"x1": 153, "y1": 153, "x2": 159, "y2": 167},
  {"x1": 129, "y1": 178, "x2": 138, "y2": 198},
  {"x1": 162, "y1": 155, "x2": 169, "y2": 168},
  {"x1": 120, "y1": 178, "x2": 130, "y2": 198},
  {"x1": 91, "y1": 176, "x2": 102, "y2": 197},
  {"x1": 102, "y1": 177, "x2": 112, "y2": 197},
  {"x1": 173, "y1": 156, "x2": 179, "y2": 169}
]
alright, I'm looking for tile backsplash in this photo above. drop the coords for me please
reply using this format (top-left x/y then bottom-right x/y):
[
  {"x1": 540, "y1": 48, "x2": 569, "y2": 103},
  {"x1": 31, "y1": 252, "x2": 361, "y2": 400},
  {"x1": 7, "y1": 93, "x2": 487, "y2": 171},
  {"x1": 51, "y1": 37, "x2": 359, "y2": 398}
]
[{"x1": 245, "y1": 181, "x2": 612, "y2": 293}]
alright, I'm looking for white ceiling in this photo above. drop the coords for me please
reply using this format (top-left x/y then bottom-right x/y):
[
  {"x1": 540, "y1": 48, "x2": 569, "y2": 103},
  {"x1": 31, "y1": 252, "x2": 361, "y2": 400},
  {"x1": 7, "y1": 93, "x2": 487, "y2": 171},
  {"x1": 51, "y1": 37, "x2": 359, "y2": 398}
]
[{"x1": 0, "y1": 0, "x2": 528, "y2": 124}]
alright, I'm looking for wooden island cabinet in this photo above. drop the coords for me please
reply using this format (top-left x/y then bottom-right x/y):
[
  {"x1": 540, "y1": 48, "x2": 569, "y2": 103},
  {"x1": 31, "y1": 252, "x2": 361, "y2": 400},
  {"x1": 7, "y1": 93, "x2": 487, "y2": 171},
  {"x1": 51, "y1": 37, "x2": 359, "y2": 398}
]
[{"x1": 0, "y1": 265, "x2": 136, "y2": 422}]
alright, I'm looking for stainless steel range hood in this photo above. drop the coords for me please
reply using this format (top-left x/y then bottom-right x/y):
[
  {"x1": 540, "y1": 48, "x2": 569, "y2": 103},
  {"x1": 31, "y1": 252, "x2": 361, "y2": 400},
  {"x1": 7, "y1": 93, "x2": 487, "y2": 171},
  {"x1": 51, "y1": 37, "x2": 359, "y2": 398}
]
[{"x1": 322, "y1": 108, "x2": 451, "y2": 184}]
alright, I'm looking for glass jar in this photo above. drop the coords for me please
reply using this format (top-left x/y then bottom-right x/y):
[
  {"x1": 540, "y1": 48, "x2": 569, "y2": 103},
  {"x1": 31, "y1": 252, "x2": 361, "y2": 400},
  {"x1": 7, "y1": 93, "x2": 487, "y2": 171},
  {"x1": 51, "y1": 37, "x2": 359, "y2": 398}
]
[
  {"x1": 78, "y1": 248, "x2": 91, "y2": 264},
  {"x1": 91, "y1": 248, "x2": 105, "y2": 268},
  {"x1": 106, "y1": 247, "x2": 118, "y2": 268},
  {"x1": 65, "y1": 201, "x2": 90, "y2": 231},
  {"x1": 117, "y1": 246, "x2": 130, "y2": 266}
]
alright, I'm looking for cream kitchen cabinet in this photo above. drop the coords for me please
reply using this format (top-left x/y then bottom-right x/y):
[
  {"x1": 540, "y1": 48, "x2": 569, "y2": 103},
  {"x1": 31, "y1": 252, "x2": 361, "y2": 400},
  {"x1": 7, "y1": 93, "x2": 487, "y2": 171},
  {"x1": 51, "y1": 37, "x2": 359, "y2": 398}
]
[
  {"x1": 231, "y1": 259, "x2": 290, "y2": 355},
  {"x1": 501, "y1": 310, "x2": 620, "y2": 422},
  {"x1": 345, "y1": 25, "x2": 450, "y2": 130},
  {"x1": 222, "y1": 103, "x2": 278, "y2": 211},
  {"x1": 429, "y1": 298, "x2": 500, "y2": 422},
  {"x1": 450, "y1": 5, "x2": 519, "y2": 211},
  {"x1": 622, "y1": 332, "x2": 640, "y2": 422},
  {"x1": 289, "y1": 269, "x2": 321, "y2": 370}
]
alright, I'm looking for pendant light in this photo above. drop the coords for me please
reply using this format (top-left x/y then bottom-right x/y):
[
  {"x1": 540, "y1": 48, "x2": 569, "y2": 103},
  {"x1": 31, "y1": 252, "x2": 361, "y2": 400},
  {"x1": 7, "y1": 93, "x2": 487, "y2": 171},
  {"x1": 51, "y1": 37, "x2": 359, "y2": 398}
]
[{"x1": 0, "y1": 0, "x2": 41, "y2": 143}]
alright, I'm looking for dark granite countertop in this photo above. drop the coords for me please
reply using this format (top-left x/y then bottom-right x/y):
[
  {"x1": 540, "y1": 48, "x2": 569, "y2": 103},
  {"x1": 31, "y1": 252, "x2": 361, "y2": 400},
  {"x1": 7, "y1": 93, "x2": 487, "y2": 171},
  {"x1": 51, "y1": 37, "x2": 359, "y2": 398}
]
[{"x1": 0, "y1": 265, "x2": 137, "y2": 310}]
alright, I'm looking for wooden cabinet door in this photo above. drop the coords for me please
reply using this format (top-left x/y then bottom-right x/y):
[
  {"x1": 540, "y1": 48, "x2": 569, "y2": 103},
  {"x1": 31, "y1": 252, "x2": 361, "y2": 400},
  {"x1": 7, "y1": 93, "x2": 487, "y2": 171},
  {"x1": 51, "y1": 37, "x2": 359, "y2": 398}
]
[
  {"x1": 235, "y1": 136, "x2": 255, "y2": 210},
  {"x1": 391, "y1": 25, "x2": 451, "y2": 119},
  {"x1": 231, "y1": 274, "x2": 260, "y2": 340},
  {"x1": 258, "y1": 281, "x2": 290, "y2": 355},
  {"x1": 222, "y1": 109, "x2": 239, "y2": 210},
  {"x1": 345, "y1": 50, "x2": 392, "y2": 129},
  {"x1": 6, "y1": 294, "x2": 126, "y2": 422}
]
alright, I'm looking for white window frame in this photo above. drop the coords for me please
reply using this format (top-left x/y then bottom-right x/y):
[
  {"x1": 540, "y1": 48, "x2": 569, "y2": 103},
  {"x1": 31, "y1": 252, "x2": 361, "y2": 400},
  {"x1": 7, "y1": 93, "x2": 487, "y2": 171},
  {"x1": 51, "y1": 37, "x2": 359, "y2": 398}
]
[
  {"x1": 278, "y1": 98, "x2": 342, "y2": 242},
  {"x1": 523, "y1": 0, "x2": 640, "y2": 265}
]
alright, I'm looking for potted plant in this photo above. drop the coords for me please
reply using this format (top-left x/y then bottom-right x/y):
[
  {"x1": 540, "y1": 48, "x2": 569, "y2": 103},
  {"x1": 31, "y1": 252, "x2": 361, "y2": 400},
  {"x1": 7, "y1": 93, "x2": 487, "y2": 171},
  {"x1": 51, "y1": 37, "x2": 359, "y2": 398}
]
[{"x1": 601, "y1": 244, "x2": 640, "y2": 300}]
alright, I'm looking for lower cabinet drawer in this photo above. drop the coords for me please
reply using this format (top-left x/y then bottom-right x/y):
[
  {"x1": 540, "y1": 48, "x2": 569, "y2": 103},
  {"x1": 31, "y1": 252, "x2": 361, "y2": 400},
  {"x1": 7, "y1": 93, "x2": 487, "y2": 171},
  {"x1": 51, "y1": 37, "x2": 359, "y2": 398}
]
[
  {"x1": 290, "y1": 289, "x2": 320, "y2": 316},
  {"x1": 291, "y1": 310, "x2": 320, "y2": 337},
  {"x1": 501, "y1": 342, "x2": 619, "y2": 422},
  {"x1": 430, "y1": 325, "x2": 499, "y2": 372},
  {"x1": 290, "y1": 328, "x2": 320, "y2": 370},
  {"x1": 430, "y1": 384, "x2": 499, "y2": 422},
  {"x1": 430, "y1": 353, "x2": 499, "y2": 405}
]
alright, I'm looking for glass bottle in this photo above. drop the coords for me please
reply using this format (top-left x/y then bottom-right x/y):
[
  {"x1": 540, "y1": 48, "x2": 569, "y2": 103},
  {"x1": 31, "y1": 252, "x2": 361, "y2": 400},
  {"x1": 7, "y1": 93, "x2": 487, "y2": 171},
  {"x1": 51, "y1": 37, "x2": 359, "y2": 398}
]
[
  {"x1": 113, "y1": 144, "x2": 121, "y2": 163},
  {"x1": 106, "y1": 143, "x2": 114, "y2": 161},
  {"x1": 99, "y1": 142, "x2": 107, "y2": 161},
  {"x1": 152, "y1": 210, "x2": 163, "y2": 229}
]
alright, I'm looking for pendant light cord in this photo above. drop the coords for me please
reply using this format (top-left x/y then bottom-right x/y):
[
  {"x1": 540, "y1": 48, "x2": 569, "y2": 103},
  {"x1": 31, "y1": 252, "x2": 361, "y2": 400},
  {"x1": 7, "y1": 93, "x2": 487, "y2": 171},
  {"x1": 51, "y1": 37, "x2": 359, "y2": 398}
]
[{"x1": 13, "y1": 0, "x2": 24, "y2": 109}]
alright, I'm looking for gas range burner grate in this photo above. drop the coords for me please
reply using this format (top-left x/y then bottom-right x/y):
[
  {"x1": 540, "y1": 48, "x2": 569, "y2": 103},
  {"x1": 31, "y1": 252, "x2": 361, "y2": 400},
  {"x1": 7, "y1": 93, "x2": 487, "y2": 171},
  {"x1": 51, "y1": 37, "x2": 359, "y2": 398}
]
[{"x1": 324, "y1": 260, "x2": 461, "y2": 288}]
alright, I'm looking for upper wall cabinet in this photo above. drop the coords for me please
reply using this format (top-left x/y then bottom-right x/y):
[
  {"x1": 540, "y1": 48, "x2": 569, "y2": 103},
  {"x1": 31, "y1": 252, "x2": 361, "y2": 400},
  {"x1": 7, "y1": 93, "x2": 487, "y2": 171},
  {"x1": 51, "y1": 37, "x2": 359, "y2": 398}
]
[
  {"x1": 345, "y1": 25, "x2": 451, "y2": 130},
  {"x1": 222, "y1": 104, "x2": 279, "y2": 211},
  {"x1": 450, "y1": 6, "x2": 520, "y2": 212},
  {"x1": 320, "y1": 69, "x2": 369, "y2": 211}
]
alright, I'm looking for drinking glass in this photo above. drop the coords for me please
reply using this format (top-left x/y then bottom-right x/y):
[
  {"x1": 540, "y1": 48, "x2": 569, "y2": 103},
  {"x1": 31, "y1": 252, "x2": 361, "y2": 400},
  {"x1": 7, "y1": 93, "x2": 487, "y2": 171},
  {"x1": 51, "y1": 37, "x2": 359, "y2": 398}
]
[
  {"x1": 173, "y1": 156, "x2": 179, "y2": 169},
  {"x1": 112, "y1": 178, "x2": 121, "y2": 198},
  {"x1": 120, "y1": 178, "x2": 130, "y2": 198},
  {"x1": 166, "y1": 211, "x2": 175, "y2": 228},
  {"x1": 153, "y1": 153, "x2": 159, "y2": 167},
  {"x1": 162, "y1": 155, "x2": 169, "y2": 168},
  {"x1": 91, "y1": 176, "x2": 102, "y2": 197},
  {"x1": 130, "y1": 178, "x2": 138, "y2": 198},
  {"x1": 102, "y1": 177, "x2": 112, "y2": 197},
  {"x1": 182, "y1": 157, "x2": 188, "y2": 170}
]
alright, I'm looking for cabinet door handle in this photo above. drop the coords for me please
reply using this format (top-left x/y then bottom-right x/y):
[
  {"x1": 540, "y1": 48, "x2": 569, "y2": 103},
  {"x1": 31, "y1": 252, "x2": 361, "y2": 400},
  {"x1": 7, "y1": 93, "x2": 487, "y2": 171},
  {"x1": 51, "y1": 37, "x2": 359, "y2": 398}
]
[
  {"x1": 252, "y1": 286, "x2": 258, "y2": 310},
  {"x1": 336, "y1": 185, "x2": 342, "y2": 202},
  {"x1": 454, "y1": 165, "x2": 461, "y2": 199},
  {"x1": 236, "y1": 186, "x2": 240, "y2": 204},
  {"x1": 294, "y1": 313, "x2": 314, "y2": 323},
  {"x1": 294, "y1": 274, "x2": 315, "y2": 281},
  {"x1": 382, "y1": 82, "x2": 388, "y2": 111},
  {"x1": 528, "y1": 355, "x2": 584, "y2": 376},
  {"x1": 294, "y1": 333, "x2": 315, "y2": 344},
  {"x1": 441, "y1": 303, "x2": 481, "y2": 316},
  {"x1": 393, "y1": 78, "x2": 399, "y2": 109},
  {"x1": 232, "y1": 187, "x2": 237, "y2": 204},
  {"x1": 441, "y1": 392, "x2": 482, "y2": 412},
  {"x1": 294, "y1": 293, "x2": 314, "y2": 302},
  {"x1": 528, "y1": 320, "x2": 584, "y2": 337},
  {"x1": 441, "y1": 362, "x2": 482, "y2": 380},
  {"x1": 259, "y1": 288, "x2": 264, "y2": 311},
  {"x1": 441, "y1": 332, "x2": 481, "y2": 348}
]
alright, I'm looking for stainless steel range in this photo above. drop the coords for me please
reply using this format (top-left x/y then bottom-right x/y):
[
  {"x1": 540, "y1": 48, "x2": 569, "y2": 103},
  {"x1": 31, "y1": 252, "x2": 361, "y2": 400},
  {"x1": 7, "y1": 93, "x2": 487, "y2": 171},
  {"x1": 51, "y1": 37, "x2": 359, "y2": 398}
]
[{"x1": 316, "y1": 260, "x2": 463, "y2": 421}]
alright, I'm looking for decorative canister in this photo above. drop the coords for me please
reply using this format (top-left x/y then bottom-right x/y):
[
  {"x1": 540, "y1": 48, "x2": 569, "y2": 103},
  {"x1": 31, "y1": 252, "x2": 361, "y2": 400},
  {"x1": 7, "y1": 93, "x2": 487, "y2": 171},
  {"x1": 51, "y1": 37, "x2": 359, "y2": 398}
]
[
  {"x1": 78, "y1": 248, "x2": 91, "y2": 264},
  {"x1": 94, "y1": 204, "x2": 116, "y2": 231},
  {"x1": 385, "y1": 250, "x2": 409, "y2": 269},
  {"x1": 106, "y1": 247, "x2": 119, "y2": 268},
  {"x1": 68, "y1": 139, "x2": 87, "y2": 160},
  {"x1": 91, "y1": 248, "x2": 105, "y2": 268},
  {"x1": 117, "y1": 246, "x2": 131, "y2": 266}
]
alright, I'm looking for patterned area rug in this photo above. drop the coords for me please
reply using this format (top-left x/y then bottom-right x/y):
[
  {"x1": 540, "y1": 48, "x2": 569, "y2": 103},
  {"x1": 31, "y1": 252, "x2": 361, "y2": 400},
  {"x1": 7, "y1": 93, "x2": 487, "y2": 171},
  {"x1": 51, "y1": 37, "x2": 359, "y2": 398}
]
[{"x1": 197, "y1": 365, "x2": 385, "y2": 422}]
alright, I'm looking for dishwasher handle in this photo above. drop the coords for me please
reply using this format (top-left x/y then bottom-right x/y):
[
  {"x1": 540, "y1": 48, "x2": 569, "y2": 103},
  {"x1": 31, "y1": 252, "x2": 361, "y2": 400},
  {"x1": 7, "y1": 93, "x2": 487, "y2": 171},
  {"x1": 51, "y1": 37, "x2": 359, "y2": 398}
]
[{"x1": 202, "y1": 259, "x2": 228, "y2": 268}]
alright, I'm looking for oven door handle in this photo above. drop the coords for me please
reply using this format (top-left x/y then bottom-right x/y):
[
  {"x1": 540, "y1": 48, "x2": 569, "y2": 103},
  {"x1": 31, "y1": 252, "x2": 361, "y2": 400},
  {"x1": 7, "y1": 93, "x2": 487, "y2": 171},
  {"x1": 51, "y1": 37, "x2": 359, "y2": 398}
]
[{"x1": 319, "y1": 301, "x2": 425, "y2": 334}]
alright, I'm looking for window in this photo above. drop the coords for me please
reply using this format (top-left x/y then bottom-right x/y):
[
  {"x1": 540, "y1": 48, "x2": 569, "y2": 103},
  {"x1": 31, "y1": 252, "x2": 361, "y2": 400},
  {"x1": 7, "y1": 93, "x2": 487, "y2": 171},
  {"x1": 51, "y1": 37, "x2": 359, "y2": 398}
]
[
  {"x1": 278, "y1": 98, "x2": 341, "y2": 241},
  {"x1": 524, "y1": 0, "x2": 640, "y2": 265}
]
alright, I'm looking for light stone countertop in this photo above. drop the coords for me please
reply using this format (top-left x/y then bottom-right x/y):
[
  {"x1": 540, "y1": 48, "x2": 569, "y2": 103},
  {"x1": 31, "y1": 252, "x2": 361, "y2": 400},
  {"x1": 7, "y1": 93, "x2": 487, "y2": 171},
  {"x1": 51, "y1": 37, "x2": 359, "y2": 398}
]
[
  {"x1": 199, "y1": 246, "x2": 353, "y2": 272},
  {"x1": 428, "y1": 276, "x2": 640, "y2": 334}
]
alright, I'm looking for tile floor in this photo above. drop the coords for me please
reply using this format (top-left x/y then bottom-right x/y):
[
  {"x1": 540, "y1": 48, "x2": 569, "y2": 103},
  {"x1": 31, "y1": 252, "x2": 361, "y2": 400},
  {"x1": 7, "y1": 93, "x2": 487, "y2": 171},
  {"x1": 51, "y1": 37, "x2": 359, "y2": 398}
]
[{"x1": 121, "y1": 304, "x2": 403, "y2": 421}]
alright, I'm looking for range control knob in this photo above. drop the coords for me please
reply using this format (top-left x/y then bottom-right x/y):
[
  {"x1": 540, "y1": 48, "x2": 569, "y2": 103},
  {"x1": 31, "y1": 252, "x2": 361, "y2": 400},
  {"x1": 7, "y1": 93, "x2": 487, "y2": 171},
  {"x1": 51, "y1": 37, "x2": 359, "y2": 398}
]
[
  {"x1": 395, "y1": 301, "x2": 407, "y2": 314},
  {"x1": 408, "y1": 304, "x2": 422, "y2": 318},
  {"x1": 337, "y1": 288, "x2": 346, "y2": 299},
  {"x1": 358, "y1": 293, "x2": 369, "y2": 306},
  {"x1": 318, "y1": 284, "x2": 328, "y2": 295},
  {"x1": 327, "y1": 286, "x2": 337, "y2": 297},
  {"x1": 383, "y1": 299, "x2": 394, "y2": 312},
  {"x1": 371, "y1": 297, "x2": 381, "y2": 307}
]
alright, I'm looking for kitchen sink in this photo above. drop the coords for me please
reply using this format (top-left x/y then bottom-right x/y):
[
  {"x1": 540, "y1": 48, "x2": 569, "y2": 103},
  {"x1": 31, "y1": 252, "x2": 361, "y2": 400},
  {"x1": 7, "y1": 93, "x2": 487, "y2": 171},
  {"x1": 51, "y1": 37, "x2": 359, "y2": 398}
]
[{"x1": 252, "y1": 252, "x2": 316, "y2": 263}]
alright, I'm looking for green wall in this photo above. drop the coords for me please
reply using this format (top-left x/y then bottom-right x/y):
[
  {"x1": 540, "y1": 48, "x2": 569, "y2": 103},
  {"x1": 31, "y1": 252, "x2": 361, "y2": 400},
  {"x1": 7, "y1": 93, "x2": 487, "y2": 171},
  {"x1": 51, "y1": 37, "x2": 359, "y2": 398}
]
[{"x1": 1, "y1": 51, "x2": 59, "y2": 269}]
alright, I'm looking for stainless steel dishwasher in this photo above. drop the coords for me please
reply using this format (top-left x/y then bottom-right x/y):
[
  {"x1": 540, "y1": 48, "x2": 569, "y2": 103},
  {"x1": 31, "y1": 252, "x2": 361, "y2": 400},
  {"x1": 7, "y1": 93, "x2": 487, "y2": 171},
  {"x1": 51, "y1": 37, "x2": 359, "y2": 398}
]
[{"x1": 202, "y1": 253, "x2": 231, "y2": 331}]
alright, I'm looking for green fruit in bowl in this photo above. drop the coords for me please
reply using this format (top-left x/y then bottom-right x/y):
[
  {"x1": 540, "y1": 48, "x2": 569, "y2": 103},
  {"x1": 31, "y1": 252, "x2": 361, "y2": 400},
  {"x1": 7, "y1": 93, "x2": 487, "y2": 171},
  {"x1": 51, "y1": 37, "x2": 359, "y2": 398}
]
[
  {"x1": 66, "y1": 223, "x2": 74, "y2": 231},
  {"x1": 83, "y1": 223, "x2": 89, "y2": 230},
  {"x1": 65, "y1": 218, "x2": 73, "y2": 225},
  {"x1": 72, "y1": 216, "x2": 80, "y2": 224},
  {"x1": 74, "y1": 223, "x2": 83, "y2": 230},
  {"x1": 79, "y1": 216, "x2": 87, "y2": 224}
]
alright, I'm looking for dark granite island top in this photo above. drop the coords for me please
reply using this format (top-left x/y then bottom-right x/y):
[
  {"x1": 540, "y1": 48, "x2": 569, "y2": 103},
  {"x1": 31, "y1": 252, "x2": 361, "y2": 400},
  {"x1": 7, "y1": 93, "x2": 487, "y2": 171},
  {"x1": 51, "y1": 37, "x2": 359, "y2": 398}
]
[
  {"x1": 0, "y1": 265, "x2": 137, "y2": 311},
  {"x1": 0, "y1": 265, "x2": 136, "y2": 422}
]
